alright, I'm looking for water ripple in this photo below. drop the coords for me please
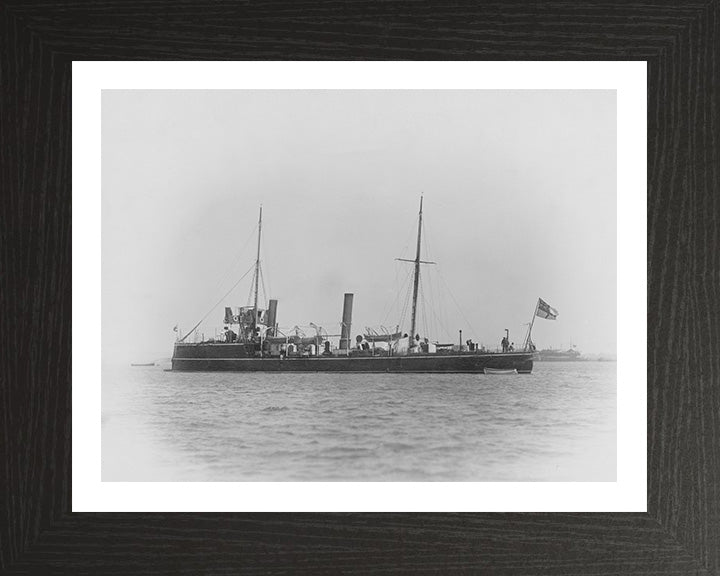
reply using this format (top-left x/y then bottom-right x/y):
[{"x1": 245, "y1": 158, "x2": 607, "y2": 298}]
[{"x1": 102, "y1": 362, "x2": 616, "y2": 481}]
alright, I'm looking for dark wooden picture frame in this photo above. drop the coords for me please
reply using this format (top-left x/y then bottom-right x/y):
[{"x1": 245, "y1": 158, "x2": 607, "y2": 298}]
[{"x1": 2, "y1": 2, "x2": 718, "y2": 574}]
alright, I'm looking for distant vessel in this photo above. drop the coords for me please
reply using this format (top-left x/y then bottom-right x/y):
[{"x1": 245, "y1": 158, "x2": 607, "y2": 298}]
[
  {"x1": 172, "y1": 198, "x2": 534, "y2": 374},
  {"x1": 131, "y1": 362, "x2": 155, "y2": 367},
  {"x1": 536, "y1": 347, "x2": 583, "y2": 362}
]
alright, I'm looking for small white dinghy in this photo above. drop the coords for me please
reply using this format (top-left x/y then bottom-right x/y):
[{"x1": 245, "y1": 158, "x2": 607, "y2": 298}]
[{"x1": 484, "y1": 368, "x2": 518, "y2": 375}]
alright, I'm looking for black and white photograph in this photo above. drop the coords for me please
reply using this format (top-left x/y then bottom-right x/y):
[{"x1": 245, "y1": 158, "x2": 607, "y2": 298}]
[
  {"x1": 7, "y1": 0, "x2": 718, "y2": 570},
  {"x1": 101, "y1": 89, "x2": 617, "y2": 482}
]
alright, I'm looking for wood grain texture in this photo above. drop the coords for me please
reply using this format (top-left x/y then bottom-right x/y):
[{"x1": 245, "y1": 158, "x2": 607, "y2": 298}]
[{"x1": 1, "y1": 1, "x2": 718, "y2": 574}]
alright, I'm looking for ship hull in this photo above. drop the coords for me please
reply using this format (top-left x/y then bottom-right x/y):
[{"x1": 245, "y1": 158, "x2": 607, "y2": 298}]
[{"x1": 172, "y1": 344, "x2": 534, "y2": 373}]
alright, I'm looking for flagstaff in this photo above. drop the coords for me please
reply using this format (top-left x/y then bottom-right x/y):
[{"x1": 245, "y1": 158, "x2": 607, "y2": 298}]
[
  {"x1": 524, "y1": 299, "x2": 540, "y2": 351},
  {"x1": 524, "y1": 298, "x2": 559, "y2": 351}
]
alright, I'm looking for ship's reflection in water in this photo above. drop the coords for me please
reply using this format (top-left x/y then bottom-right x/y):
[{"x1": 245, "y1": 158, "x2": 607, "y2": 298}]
[{"x1": 102, "y1": 362, "x2": 616, "y2": 481}]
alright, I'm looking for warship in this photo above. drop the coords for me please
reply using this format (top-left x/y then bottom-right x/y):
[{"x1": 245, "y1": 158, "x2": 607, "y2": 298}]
[{"x1": 171, "y1": 198, "x2": 535, "y2": 374}]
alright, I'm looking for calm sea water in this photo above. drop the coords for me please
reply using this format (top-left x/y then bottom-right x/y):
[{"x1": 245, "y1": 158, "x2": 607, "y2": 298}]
[{"x1": 102, "y1": 361, "x2": 616, "y2": 481}]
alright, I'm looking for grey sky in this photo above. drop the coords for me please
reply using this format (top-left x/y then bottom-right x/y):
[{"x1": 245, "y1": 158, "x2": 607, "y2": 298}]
[{"x1": 102, "y1": 89, "x2": 616, "y2": 363}]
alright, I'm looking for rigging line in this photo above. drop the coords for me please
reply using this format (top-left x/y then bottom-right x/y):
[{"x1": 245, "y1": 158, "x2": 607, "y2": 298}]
[
  {"x1": 419, "y1": 257, "x2": 451, "y2": 341},
  {"x1": 399, "y1": 269, "x2": 412, "y2": 327},
  {"x1": 397, "y1": 214, "x2": 422, "y2": 262},
  {"x1": 434, "y1": 277, "x2": 448, "y2": 340},
  {"x1": 436, "y1": 265, "x2": 479, "y2": 338},
  {"x1": 178, "y1": 263, "x2": 256, "y2": 342},
  {"x1": 425, "y1": 222, "x2": 464, "y2": 340},
  {"x1": 260, "y1": 239, "x2": 272, "y2": 302},
  {"x1": 211, "y1": 222, "x2": 258, "y2": 296},
  {"x1": 420, "y1": 218, "x2": 440, "y2": 334},
  {"x1": 398, "y1": 285, "x2": 409, "y2": 330},
  {"x1": 421, "y1": 215, "x2": 444, "y2": 334},
  {"x1": 428, "y1": 277, "x2": 439, "y2": 341},
  {"x1": 246, "y1": 269, "x2": 255, "y2": 307},
  {"x1": 417, "y1": 272, "x2": 424, "y2": 337},
  {"x1": 382, "y1": 263, "x2": 414, "y2": 326},
  {"x1": 379, "y1": 260, "x2": 402, "y2": 325},
  {"x1": 428, "y1": 282, "x2": 436, "y2": 340},
  {"x1": 259, "y1": 262, "x2": 268, "y2": 308},
  {"x1": 420, "y1": 216, "x2": 447, "y2": 340},
  {"x1": 421, "y1": 218, "x2": 431, "y2": 261},
  {"x1": 423, "y1": 250, "x2": 439, "y2": 338},
  {"x1": 419, "y1": 274, "x2": 428, "y2": 339},
  {"x1": 421, "y1": 247, "x2": 438, "y2": 339},
  {"x1": 428, "y1": 296, "x2": 451, "y2": 342},
  {"x1": 398, "y1": 265, "x2": 415, "y2": 331},
  {"x1": 383, "y1": 262, "x2": 410, "y2": 327},
  {"x1": 436, "y1": 265, "x2": 449, "y2": 340},
  {"x1": 423, "y1": 278, "x2": 433, "y2": 341}
]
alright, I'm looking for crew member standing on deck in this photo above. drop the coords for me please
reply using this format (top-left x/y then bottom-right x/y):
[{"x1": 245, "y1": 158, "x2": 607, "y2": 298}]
[{"x1": 224, "y1": 326, "x2": 237, "y2": 343}]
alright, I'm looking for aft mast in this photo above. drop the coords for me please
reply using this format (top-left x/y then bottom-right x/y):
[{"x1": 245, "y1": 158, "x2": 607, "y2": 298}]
[
  {"x1": 396, "y1": 195, "x2": 435, "y2": 349},
  {"x1": 410, "y1": 195, "x2": 423, "y2": 344},
  {"x1": 253, "y1": 206, "x2": 262, "y2": 330}
]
